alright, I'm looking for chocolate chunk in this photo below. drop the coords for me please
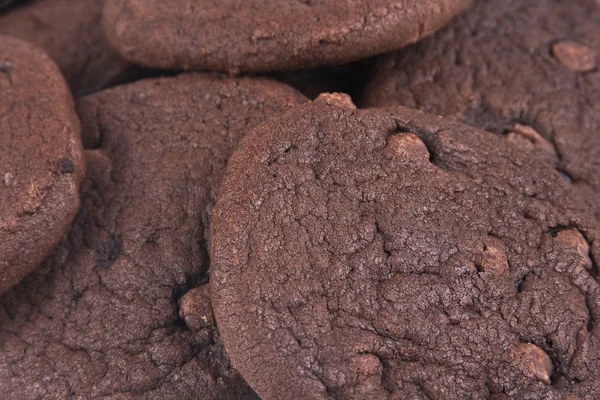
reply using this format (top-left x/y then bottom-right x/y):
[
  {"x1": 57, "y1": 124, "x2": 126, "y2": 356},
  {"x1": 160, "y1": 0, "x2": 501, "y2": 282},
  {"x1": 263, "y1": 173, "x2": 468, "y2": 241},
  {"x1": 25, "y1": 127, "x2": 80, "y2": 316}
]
[
  {"x1": 179, "y1": 284, "x2": 214, "y2": 332},
  {"x1": 58, "y1": 158, "x2": 75, "y2": 175},
  {"x1": 0, "y1": 35, "x2": 84, "y2": 294},
  {"x1": 102, "y1": 0, "x2": 472, "y2": 73},
  {"x1": 211, "y1": 97, "x2": 600, "y2": 399},
  {"x1": 553, "y1": 40, "x2": 597, "y2": 72},
  {"x1": 509, "y1": 343, "x2": 553, "y2": 385},
  {"x1": 506, "y1": 124, "x2": 558, "y2": 163},
  {"x1": 0, "y1": 74, "x2": 306, "y2": 399},
  {"x1": 554, "y1": 229, "x2": 594, "y2": 273},
  {"x1": 479, "y1": 239, "x2": 510, "y2": 276}
]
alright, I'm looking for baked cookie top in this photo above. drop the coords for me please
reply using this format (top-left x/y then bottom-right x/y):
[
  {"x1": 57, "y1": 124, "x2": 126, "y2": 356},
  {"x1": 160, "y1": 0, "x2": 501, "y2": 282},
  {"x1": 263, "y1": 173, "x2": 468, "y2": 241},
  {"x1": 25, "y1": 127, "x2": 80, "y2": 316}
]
[
  {"x1": 211, "y1": 94, "x2": 600, "y2": 400},
  {"x1": 102, "y1": 0, "x2": 472, "y2": 74},
  {"x1": 0, "y1": 35, "x2": 84, "y2": 294}
]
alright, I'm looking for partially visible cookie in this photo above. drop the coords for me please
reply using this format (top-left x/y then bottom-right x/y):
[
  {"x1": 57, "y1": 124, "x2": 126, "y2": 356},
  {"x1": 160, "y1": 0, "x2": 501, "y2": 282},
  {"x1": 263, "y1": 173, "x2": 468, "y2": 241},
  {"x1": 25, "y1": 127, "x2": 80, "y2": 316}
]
[
  {"x1": 363, "y1": 0, "x2": 600, "y2": 216},
  {"x1": 0, "y1": 0, "x2": 19, "y2": 11},
  {"x1": 0, "y1": 74, "x2": 306, "y2": 399},
  {"x1": 211, "y1": 95, "x2": 600, "y2": 400},
  {"x1": 0, "y1": 35, "x2": 84, "y2": 294},
  {"x1": 103, "y1": 0, "x2": 472, "y2": 74},
  {"x1": 0, "y1": 0, "x2": 132, "y2": 97}
]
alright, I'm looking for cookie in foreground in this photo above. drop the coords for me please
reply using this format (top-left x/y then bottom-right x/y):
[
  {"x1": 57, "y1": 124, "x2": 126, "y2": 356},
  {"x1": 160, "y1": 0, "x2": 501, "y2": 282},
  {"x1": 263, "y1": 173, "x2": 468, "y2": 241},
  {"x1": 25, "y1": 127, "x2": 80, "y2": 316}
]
[{"x1": 211, "y1": 94, "x2": 600, "y2": 400}]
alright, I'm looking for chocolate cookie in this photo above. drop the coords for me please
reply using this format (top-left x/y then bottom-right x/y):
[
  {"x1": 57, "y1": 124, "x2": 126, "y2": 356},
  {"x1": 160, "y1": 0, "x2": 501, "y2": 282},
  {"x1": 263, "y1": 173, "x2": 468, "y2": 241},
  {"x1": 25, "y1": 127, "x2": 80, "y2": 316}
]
[
  {"x1": 0, "y1": 0, "x2": 20, "y2": 11},
  {"x1": 0, "y1": 74, "x2": 306, "y2": 398},
  {"x1": 102, "y1": 0, "x2": 472, "y2": 74},
  {"x1": 0, "y1": 35, "x2": 84, "y2": 294},
  {"x1": 211, "y1": 94, "x2": 600, "y2": 400},
  {"x1": 363, "y1": 0, "x2": 600, "y2": 217},
  {"x1": 0, "y1": 0, "x2": 132, "y2": 97},
  {"x1": 272, "y1": 60, "x2": 375, "y2": 101}
]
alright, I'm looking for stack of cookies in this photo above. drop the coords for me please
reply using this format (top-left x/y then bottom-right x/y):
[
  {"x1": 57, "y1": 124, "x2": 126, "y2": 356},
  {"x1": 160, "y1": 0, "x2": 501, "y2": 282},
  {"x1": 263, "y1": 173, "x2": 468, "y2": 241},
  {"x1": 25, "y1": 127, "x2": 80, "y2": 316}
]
[{"x1": 1, "y1": 1, "x2": 598, "y2": 399}]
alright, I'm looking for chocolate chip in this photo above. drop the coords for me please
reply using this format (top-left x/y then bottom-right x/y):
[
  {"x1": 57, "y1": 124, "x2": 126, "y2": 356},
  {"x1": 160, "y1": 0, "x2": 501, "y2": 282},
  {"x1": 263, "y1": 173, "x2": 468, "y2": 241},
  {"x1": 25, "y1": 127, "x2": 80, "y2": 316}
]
[
  {"x1": 555, "y1": 229, "x2": 593, "y2": 272},
  {"x1": 315, "y1": 92, "x2": 356, "y2": 109},
  {"x1": 59, "y1": 157, "x2": 75, "y2": 174},
  {"x1": 552, "y1": 228, "x2": 598, "y2": 288},
  {"x1": 386, "y1": 133, "x2": 431, "y2": 165},
  {"x1": 179, "y1": 284, "x2": 214, "y2": 331},
  {"x1": 351, "y1": 353, "x2": 383, "y2": 377},
  {"x1": 480, "y1": 242, "x2": 509, "y2": 276},
  {"x1": 552, "y1": 40, "x2": 597, "y2": 72},
  {"x1": 510, "y1": 343, "x2": 553, "y2": 385},
  {"x1": 506, "y1": 124, "x2": 557, "y2": 160}
]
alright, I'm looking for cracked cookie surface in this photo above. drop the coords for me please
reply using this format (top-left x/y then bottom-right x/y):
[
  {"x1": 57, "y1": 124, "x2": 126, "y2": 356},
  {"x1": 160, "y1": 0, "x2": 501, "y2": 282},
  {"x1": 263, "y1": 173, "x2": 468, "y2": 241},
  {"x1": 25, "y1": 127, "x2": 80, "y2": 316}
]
[
  {"x1": 211, "y1": 95, "x2": 600, "y2": 400},
  {"x1": 102, "y1": 0, "x2": 472, "y2": 74},
  {"x1": 0, "y1": 73, "x2": 306, "y2": 399},
  {"x1": 363, "y1": 0, "x2": 600, "y2": 219},
  {"x1": 0, "y1": 0, "x2": 132, "y2": 97},
  {"x1": 0, "y1": 35, "x2": 84, "y2": 294}
]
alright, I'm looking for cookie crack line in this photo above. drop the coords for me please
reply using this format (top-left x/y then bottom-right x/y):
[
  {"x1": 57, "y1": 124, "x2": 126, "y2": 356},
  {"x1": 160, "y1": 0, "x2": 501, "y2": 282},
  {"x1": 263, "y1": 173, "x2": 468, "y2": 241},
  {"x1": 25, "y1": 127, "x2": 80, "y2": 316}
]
[
  {"x1": 211, "y1": 94, "x2": 600, "y2": 400},
  {"x1": 1, "y1": 73, "x2": 308, "y2": 399}
]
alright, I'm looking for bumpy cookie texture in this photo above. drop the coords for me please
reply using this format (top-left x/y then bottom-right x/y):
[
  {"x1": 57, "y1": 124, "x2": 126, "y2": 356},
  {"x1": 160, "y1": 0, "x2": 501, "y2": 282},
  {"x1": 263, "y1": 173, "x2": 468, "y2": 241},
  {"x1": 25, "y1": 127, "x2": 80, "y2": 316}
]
[
  {"x1": 363, "y1": 0, "x2": 600, "y2": 217},
  {"x1": 103, "y1": 0, "x2": 472, "y2": 74},
  {"x1": 0, "y1": 0, "x2": 132, "y2": 97},
  {"x1": 0, "y1": 35, "x2": 84, "y2": 294},
  {"x1": 0, "y1": 74, "x2": 305, "y2": 399},
  {"x1": 211, "y1": 95, "x2": 600, "y2": 400}
]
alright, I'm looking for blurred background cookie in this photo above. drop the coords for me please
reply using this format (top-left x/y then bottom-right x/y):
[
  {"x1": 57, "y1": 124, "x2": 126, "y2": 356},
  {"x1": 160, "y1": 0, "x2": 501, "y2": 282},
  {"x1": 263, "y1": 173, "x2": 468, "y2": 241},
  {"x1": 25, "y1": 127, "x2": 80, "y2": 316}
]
[
  {"x1": 102, "y1": 0, "x2": 472, "y2": 74},
  {"x1": 0, "y1": 0, "x2": 133, "y2": 97}
]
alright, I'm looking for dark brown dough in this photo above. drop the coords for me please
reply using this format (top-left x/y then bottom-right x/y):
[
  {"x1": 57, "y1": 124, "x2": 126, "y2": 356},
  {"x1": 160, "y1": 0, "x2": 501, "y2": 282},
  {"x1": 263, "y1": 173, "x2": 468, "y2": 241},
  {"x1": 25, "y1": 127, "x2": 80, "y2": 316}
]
[
  {"x1": 211, "y1": 94, "x2": 600, "y2": 400},
  {"x1": 102, "y1": 0, "x2": 472, "y2": 74},
  {"x1": 0, "y1": 35, "x2": 84, "y2": 294},
  {"x1": 0, "y1": 74, "x2": 306, "y2": 399},
  {"x1": 363, "y1": 0, "x2": 600, "y2": 218},
  {"x1": 0, "y1": 0, "x2": 132, "y2": 97}
]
